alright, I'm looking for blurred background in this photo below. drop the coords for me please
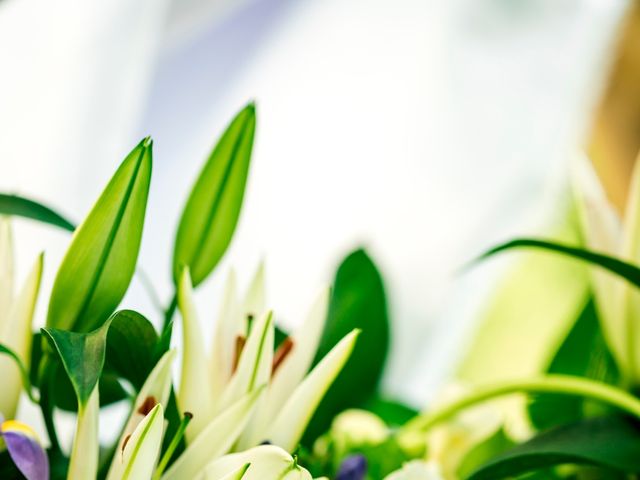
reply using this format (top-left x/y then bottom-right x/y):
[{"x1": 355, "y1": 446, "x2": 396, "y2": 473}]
[{"x1": 0, "y1": 0, "x2": 634, "y2": 412}]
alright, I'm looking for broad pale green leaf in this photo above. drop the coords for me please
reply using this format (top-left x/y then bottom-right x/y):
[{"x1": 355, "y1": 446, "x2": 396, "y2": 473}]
[
  {"x1": 172, "y1": 103, "x2": 256, "y2": 287},
  {"x1": 41, "y1": 320, "x2": 111, "y2": 406},
  {"x1": 67, "y1": 387, "x2": 100, "y2": 480},
  {"x1": 466, "y1": 416, "x2": 640, "y2": 479},
  {"x1": 162, "y1": 388, "x2": 263, "y2": 480},
  {"x1": 0, "y1": 193, "x2": 75, "y2": 232},
  {"x1": 47, "y1": 138, "x2": 152, "y2": 332},
  {"x1": 304, "y1": 249, "x2": 389, "y2": 444},
  {"x1": 457, "y1": 203, "x2": 589, "y2": 385},
  {"x1": 528, "y1": 297, "x2": 619, "y2": 430}
]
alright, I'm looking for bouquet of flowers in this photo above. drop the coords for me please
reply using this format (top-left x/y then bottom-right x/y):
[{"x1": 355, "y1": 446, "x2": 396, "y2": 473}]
[{"x1": 2, "y1": 104, "x2": 640, "y2": 480}]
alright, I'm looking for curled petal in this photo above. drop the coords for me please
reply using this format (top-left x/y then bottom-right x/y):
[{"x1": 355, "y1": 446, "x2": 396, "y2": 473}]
[{"x1": 2, "y1": 420, "x2": 49, "y2": 480}]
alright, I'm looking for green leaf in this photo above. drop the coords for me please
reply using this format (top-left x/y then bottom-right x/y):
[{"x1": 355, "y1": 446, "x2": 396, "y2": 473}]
[
  {"x1": 303, "y1": 248, "x2": 390, "y2": 444},
  {"x1": 362, "y1": 396, "x2": 418, "y2": 427},
  {"x1": 0, "y1": 193, "x2": 75, "y2": 232},
  {"x1": 172, "y1": 103, "x2": 256, "y2": 287},
  {"x1": 466, "y1": 416, "x2": 640, "y2": 480},
  {"x1": 105, "y1": 309, "x2": 158, "y2": 390},
  {"x1": 528, "y1": 297, "x2": 619, "y2": 430},
  {"x1": 47, "y1": 138, "x2": 153, "y2": 332},
  {"x1": 42, "y1": 320, "x2": 111, "y2": 406},
  {"x1": 476, "y1": 238, "x2": 640, "y2": 289},
  {"x1": 457, "y1": 427, "x2": 515, "y2": 479}
]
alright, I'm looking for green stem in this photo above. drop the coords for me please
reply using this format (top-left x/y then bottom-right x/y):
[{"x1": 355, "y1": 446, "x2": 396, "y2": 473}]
[
  {"x1": 162, "y1": 294, "x2": 178, "y2": 333},
  {"x1": 38, "y1": 358, "x2": 60, "y2": 453},
  {"x1": 403, "y1": 374, "x2": 640, "y2": 432},
  {"x1": 152, "y1": 412, "x2": 192, "y2": 480}
]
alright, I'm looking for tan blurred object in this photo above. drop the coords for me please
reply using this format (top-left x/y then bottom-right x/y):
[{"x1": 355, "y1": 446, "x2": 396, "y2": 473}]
[{"x1": 588, "y1": 3, "x2": 640, "y2": 212}]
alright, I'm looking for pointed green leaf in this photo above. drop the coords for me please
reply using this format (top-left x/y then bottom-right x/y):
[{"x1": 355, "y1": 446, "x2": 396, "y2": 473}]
[
  {"x1": 173, "y1": 103, "x2": 256, "y2": 287},
  {"x1": 466, "y1": 416, "x2": 640, "y2": 479},
  {"x1": 304, "y1": 249, "x2": 389, "y2": 444},
  {"x1": 47, "y1": 138, "x2": 152, "y2": 332},
  {"x1": 476, "y1": 238, "x2": 640, "y2": 288},
  {"x1": 0, "y1": 193, "x2": 75, "y2": 232},
  {"x1": 41, "y1": 320, "x2": 111, "y2": 406}
]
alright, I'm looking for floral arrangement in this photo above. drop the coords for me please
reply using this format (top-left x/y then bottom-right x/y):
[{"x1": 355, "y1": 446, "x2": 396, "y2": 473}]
[{"x1": 2, "y1": 104, "x2": 640, "y2": 480}]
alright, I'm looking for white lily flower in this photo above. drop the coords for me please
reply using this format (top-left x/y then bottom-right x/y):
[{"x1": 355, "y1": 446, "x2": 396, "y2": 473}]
[
  {"x1": 573, "y1": 154, "x2": 640, "y2": 382},
  {"x1": 176, "y1": 264, "x2": 359, "y2": 453},
  {"x1": 67, "y1": 386, "x2": 100, "y2": 480},
  {"x1": 107, "y1": 349, "x2": 177, "y2": 480},
  {"x1": 202, "y1": 445, "x2": 312, "y2": 480},
  {"x1": 0, "y1": 218, "x2": 43, "y2": 419},
  {"x1": 383, "y1": 460, "x2": 444, "y2": 480},
  {"x1": 162, "y1": 388, "x2": 264, "y2": 480},
  {"x1": 216, "y1": 463, "x2": 251, "y2": 480}
]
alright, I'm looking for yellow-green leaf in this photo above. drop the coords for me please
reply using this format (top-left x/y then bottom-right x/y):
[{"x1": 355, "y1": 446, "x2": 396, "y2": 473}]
[{"x1": 173, "y1": 104, "x2": 256, "y2": 287}]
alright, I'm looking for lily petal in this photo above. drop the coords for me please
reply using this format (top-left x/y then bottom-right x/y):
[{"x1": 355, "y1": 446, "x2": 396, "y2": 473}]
[
  {"x1": 383, "y1": 461, "x2": 444, "y2": 480},
  {"x1": 0, "y1": 253, "x2": 43, "y2": 419},
  {"x1": 1, "y1": 419, "x2": 49, "y2": 480},
  {"x1": 214, "y1": 463, "x2": 251, "y2": 480},
  {"x1": 0, "y1": 217, "x2": 14, "y2": 325},
  {"x1": 216, "y1": 311, "x2": 273, "y2": 415},
  {"x1": 107, "y1": 350, "x2": 176, "y2": 479},
  {"x1": 210, "y1": 269, "x2": 243, "y2": 399},
  {"x1": 237, "y1": 288, "x2": 329, "y2": 449},
  {"x1": 265, "y1": 329, "x2": 360, "y2": 451},
  {"x1": 203, "y1": 445, "x2": 311, "y2": 480},
  {"x1": 110, "y1": 404, "x2": 165, "y2": 480},
  {"x1": 68, "y1": 386, "x2": 100, "y2": 480},
  {"x1": 178, "y1": 267, "x2": 215, "y2": 440},
  {"x1": 243, "y1": 262, "x2": 266, "y2": 322},
  {"x1": 162, "y1": 387, "x2": 264, "y2": 480}
]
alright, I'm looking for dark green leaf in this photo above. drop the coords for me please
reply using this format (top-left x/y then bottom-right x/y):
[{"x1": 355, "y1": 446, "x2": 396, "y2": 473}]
[
  {"x1": 362, "y1": 396, "x2": 418, "y2": 427},
  {"x1": 47, "y1": 138, "x2": 153, "y2": 332},
  {"x1": 528, "y1": 298, "x2": 619, "y2": 430},
  {"x1": 303, "y1": 248, "x2": 390, "y2": 444},
  {"x1": 173, "y1": 103, "x2": 256, "y2": 287},
  {"x1": 0, "y1": 193, "x2": 75, "y2": 232},
  {"x1": 105, "y1": 309, "x2": 158, "y2": 390},
  {"x1": 41, "y1": 320, "x2": 111, "y2": 406},
  {"x1": 466, "y1": 416, "x2": 640, "y2": 480},
  {"x1": 476, "y1": 238, "x2": 640, "y2": 288}
]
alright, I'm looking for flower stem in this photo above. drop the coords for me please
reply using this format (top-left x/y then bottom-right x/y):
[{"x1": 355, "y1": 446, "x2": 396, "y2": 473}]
[
  {"x1": 152, "y1": 412, "x2": 192, "y2": 480},
  {"x1": 403, "y1": 374, "x2": 640, "y2": 432}
]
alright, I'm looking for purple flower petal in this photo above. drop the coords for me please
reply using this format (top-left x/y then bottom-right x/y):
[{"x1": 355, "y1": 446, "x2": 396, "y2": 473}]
[
  {"x1": 336, "y1": 454, "x2": 367, "y2": 480},
  {"x1": 3, "y1": 427, "x2": 49, "y2": 480}
]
